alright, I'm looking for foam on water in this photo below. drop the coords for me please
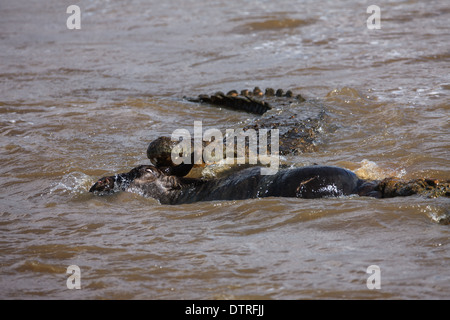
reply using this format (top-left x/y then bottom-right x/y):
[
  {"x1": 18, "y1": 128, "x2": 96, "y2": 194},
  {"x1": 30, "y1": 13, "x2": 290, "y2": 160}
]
[
  {"x1": 354, "y1": 159, "x2": 405, "y2": 180},
  {"x1": 48, "y1": 172, "x2": 93, "y2": 196}
]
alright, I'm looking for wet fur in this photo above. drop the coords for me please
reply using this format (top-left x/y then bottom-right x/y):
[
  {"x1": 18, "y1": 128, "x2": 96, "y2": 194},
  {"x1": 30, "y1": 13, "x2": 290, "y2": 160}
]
[{"x1": 90, "y1": 165, "x2": 365, "y2": 205}]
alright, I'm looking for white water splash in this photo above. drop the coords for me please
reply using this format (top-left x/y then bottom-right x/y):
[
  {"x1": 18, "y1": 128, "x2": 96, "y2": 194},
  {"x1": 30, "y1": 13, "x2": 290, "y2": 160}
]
[
  {"x1": 420, "y1": 205, "x2": 450, "y2": 225},
  {"x1": 48, "y1": 172, "x2": 93, "y2": 196},
  {"x1": 317, "y1": 184, "x2": 342, "y2": 197},
  {"x1": 354, "y1": 159, "x2": 405, "y2": 180}
]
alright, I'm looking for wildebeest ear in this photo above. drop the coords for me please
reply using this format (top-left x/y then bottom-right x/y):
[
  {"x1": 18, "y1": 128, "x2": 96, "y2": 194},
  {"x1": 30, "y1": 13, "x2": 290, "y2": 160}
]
[{"x1": 144, "y1": 166, "x2": 158, "y2": 175}]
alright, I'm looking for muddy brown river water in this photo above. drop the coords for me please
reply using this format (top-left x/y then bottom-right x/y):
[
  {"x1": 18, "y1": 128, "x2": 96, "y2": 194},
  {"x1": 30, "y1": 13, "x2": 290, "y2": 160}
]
[{"x1": 0, "y1": 0, "x2": 449, "y2": 299}]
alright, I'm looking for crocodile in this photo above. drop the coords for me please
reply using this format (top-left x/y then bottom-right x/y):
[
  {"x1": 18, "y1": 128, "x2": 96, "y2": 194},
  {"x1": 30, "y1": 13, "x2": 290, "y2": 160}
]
[
  {"x1": 89, "y1": 164, "x2": 450, "y2": 204},
  {"x1": 90, "y1": 86, "x2": 450, "y2": 207},
  {"x1": 186, "y1": 87, "x2": 324, "y2": 155},
  {"x1": 184, "y1": 87, "x2": 306, "y2": 115},
  {"x1": 148, "y1": 87, "x2": 325, "y2": 177}
]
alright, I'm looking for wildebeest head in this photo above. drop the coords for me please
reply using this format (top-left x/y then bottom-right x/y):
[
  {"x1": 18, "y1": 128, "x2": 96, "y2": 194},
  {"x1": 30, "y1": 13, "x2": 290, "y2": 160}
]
[
  {"x1": 89, "y1": 175, "x2": 117, "y2": 193},
  {"x1": 89, "y1": 165, "x2": 203, "y2": 199},
  {"x1": 89, "y1": 165, "x2": 151, "y2": 194}
]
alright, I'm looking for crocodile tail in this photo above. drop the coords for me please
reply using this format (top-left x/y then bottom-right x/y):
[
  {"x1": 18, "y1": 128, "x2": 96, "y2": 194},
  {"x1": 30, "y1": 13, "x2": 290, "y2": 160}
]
[
  {"x1": 186, "y1": 92, "x2": 271, "y2": 115},
  {"x1": 184, "y1": 88, "x2": 305, "y2": 115}
]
